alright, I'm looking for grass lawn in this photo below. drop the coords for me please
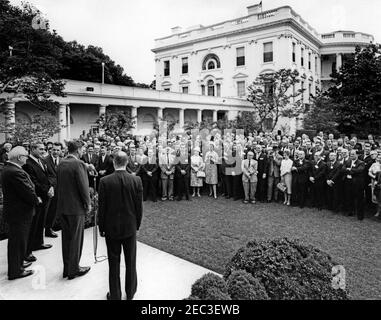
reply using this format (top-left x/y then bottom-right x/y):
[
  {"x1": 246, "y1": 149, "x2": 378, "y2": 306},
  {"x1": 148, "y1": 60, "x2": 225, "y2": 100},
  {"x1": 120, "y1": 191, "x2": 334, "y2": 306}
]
[{"x1": 137, "y1": 197, "x2": 381, "y2": 300}]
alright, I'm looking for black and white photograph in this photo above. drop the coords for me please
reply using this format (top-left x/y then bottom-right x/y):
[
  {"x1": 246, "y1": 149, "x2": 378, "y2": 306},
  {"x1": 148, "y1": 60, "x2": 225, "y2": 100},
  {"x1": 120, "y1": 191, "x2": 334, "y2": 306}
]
[{"x1": 0, "y1": 0, "x2": 380, "y2": 309}]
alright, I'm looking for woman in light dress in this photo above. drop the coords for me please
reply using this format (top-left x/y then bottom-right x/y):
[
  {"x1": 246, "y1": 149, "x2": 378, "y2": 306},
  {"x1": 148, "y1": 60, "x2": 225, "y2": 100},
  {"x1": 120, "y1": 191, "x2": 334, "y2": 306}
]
[
  {"x1": 280, "y1": 149, "x2": 292, "y2": 206},
  {"x1": 190, "y1": 147, "x2": 204, "y2": 197},
  {"x1": 369, "y1": 152, "x2": 381, "y2": 217},
  {"x1": 205, "y1": 143, "x2": 219, "y2": 199}
]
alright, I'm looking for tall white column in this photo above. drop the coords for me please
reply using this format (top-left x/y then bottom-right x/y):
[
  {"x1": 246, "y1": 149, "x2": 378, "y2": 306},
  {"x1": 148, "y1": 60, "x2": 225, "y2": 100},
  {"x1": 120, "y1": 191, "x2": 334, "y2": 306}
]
[
  {"x1": 212, "y1": 109, "x2": 218, "y2": 122},
  {"x1": 179, "y1": 108, "x2": 185, "y2": 128},
  {"x1": 99, "y1": 104, "x2": 107, "y2": 117},
  {"x1": 58, "y1": 103, "x2": 67, "y2": 144},
  {"x1": 227, "y1": 110, "x2": 238, "y2": 121},
  {"x1": 4, "y1": 101, "x2": 16, "y2": 140},
  {"x1": 131, "y1": 106, "x2": 138, "y2": 134},
  {"x1": 197, "y1": 109, "x2": 202, "y2": 123},
  {"x1": 336, "y1": 53, "x2": 342, "y2": 72},
  {"x1": 157, "y1": 107, "x2": 163, "y2": 121},
  {"x1": 66, "y1": 105, "x2": 71, "y2": 141}
]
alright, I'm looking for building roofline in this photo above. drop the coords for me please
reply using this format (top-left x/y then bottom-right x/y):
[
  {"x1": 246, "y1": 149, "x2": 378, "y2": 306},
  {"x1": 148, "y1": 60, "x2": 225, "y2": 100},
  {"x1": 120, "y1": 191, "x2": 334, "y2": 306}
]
[{"x1": 152, "y1": 18, "x2": 323, "y2": 54}]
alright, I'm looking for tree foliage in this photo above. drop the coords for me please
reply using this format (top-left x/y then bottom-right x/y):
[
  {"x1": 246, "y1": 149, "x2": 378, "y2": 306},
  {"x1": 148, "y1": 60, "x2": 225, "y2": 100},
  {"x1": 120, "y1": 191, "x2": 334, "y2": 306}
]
[
  {"x1": 247, "y1": 69, "x2": 303, "y2": 131},
  {"x1": 327, "y1": 44, "x2": 381, "y2": 135},
  {"x1": 96, "y1": 110, "x2": 136, "y2": 140},
  {"x1": 303, "y1": 94, "x2": 340, "y2": 135}
]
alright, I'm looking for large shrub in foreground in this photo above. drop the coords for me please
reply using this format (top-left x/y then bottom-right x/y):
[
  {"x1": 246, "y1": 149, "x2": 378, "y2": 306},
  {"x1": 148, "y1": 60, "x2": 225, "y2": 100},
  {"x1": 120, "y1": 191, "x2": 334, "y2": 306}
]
[
  {"x1": 187, "y1": 238, "x2": 349, "y2": 300},
  {"x1": 224, "y1": 238, "x2": 349, "y2": 300}
]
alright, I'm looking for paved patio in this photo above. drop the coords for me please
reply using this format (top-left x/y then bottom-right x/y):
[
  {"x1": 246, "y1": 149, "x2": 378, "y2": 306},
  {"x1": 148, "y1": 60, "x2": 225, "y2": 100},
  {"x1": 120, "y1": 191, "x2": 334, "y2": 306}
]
[{"x1": 0, "y1": 228, "x2": 216, "y2": 300}]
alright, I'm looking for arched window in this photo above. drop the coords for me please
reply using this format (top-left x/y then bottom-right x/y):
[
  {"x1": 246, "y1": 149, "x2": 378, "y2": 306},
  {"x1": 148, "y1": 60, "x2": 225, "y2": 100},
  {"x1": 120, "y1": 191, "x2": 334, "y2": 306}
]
[
  {"x1": 207, "y1": 80, "x2": 215, "y2": 96},
  {"x1": 202, "y1": 54, "x2": 221, "y2": 70}
]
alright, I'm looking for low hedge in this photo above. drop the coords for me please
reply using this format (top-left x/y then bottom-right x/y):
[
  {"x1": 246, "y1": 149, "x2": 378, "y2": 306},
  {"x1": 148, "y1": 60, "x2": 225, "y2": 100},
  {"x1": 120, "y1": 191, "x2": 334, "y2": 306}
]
[{"x1": 187, "y1": 238, "x2": 349, "y2": 300}]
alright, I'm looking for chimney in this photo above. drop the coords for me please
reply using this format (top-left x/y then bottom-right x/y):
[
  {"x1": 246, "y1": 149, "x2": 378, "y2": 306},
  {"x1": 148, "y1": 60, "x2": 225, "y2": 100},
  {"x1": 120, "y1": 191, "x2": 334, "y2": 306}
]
[
  {"x1": 171, "y1": 26, "x2": 182, "y2": 34},
  {"x1": 247, "y1": 3, "x2": 262, "y2": 15}
]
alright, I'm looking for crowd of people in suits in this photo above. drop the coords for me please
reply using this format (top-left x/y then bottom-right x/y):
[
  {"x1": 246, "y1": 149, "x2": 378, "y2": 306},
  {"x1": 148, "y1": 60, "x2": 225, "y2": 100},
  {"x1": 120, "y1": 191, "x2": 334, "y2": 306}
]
[
  {"x1": 0, "y1": 128, "x2": 380, "y2": 296},
  {"x1": 72, "y1": 129, "x2": 381, "y2": 221}
]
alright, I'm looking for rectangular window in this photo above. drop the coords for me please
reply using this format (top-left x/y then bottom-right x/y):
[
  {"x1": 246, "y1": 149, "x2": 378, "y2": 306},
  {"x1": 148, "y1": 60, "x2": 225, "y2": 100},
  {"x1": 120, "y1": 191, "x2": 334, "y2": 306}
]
[
  {"x1": 301, "y1": 81, "x2": 305, "y2": 102},
  {"x1": 308, "y1": 52, "x2": 311, "y2": 70},
  {"x1": 301, "y1": 48, "x2": 304, "y2": 67},
  {"x1": 315, "y1": 56, "x2": 318, "y2": 73},
  {"x1": 263, "y1": 42, "x2": 273, "y2": 63},
  {"x1": 164, "y1": 88, "x2": 170, "y2": 91},
  {"x1": 237, "y1": 81, "x2": 245, "y2": 97},
  {"x1": 308, "y1": 83, "x2": 312, "y2": 100},
  {"x1": 216, "y1": 83, "x2": 221, "y2": 97},
  {"x1": 264, "y1": 82, "x2": 274, "y2": 98},
  {"x1": 182, "y1": 86, "x2": 188, "y2": 94},
  {"x1": 292, "y1": 43, "x2": 296, "y2": 62},
  {"x1": 236, "y1": 47, "x2": 245, "y2": 66},
  {"x1": 201, "y1": 85, "x2": 205, "y2": 95},
  {"x1": 292, "y1": 84, "x2": 296, "y2": 102},
  {"x1": 164, "y1": 60, "x2": 170, "y2": 76},
  {"x1": 182, "y1": 57, "x2": 188, "y2": 74}
]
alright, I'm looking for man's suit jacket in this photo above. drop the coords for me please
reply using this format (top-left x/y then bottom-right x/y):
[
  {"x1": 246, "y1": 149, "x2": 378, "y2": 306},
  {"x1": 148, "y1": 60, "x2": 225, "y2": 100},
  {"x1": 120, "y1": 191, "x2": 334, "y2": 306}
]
[
  {"x1": 254, "y1": 152, "x2": 268, "y2": 176},
  {"x1": 96, "y1": 154, "x2": 114, "y2": 176},
  {"x1": 2, "y1": 162, "x2": 39, "y2": 224},
  {"x1": 175, "y1": 154, "x2": 191, "y2": 178},
  {"x1": 45, "y1": 155, "x2": 60, "y2": 189},
  {"x1": 341, "y1": 159, "x2": 365, "y2": 188},
  {"x1": 127, "y1": 154, "x2": 141, "y2": 175},
  {"x1": 22, "y1": 157, "x2": 51, "y2": 202},
  {"x1": 98, "y1": 170, "x2": 143, "y2": 239},
  {"x1": 326, "y1": 161, "x2": 342, "y2": 184},
  {"x1": 241, "y1": 159, "x2": 258, "y2": 183},
  {"x1": 159, "y1": 153, "x2": 176, "y2": 179},
  {"x1": 141, "y1": 157, "x2": 159, "y2": 181},
  {"x1": 82, "y1": 153, "x2": 99, "y2": 167},
  {"x1": 293, "y1": 159, "x2": 310, "y2": 184},
  {"x1": 56, "y1": 155, "x2": 90, "y2": 216},
  {"x1": 309, "y1": 160, "x2": 327, "y2": 183}
]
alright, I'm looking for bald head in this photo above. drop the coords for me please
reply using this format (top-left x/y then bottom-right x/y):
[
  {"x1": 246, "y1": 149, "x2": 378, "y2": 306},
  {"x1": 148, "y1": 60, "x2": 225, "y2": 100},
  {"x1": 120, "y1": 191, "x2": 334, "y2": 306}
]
[
  {"x1": 8, "y1": 146, "x2": 29, "y2": 166},
  {"x1": 113, "y1": 151, "x2": 128, "y2": 169}
]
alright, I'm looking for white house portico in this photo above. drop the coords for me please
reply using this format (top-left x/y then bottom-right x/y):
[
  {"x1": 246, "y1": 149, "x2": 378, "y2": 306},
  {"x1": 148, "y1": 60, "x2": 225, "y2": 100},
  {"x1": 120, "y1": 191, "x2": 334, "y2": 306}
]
[{"x1": 0, "y1": 79, "x2": 253, "y2": 143}]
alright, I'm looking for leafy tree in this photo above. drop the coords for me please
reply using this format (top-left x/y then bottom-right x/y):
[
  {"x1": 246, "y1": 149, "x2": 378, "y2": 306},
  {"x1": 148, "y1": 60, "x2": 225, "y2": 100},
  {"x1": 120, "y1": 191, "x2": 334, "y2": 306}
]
[
  {"x1": 8, "y1": 113, "x2": 61, "y2": 145},
  {"x1": 235, "y1": 111, "x2": 260, "y2": 134},
  {"x1": 327, "y1": 44, "x2": 381, "y2": 136},
  {"x1": 247, "y1": 69, "x2": 303, "y2": 132},
  {"x1": 96, "y1": 110, "x2": 136, "y2": 140},
  {"x1": 303, "y1": 94, "x2": 340, "y2": 135}
]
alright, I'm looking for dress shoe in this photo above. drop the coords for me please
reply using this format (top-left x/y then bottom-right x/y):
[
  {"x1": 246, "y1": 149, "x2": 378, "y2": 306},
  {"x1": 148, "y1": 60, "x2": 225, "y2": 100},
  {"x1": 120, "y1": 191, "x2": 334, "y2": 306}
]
[
  {"x1": 24, "y1": 254, "x2": 37, "y2": 262},
  {"x1": 23, "y1": 261, "x2": 32, "y2": 268},
  {"x1": 33, "y1": 244, "x2": 52, "y2": 251},
  {"x1": 9, "y1": 270, "x2": 34, "y2": 280},
  {"x1": 45, "y1": 229, "x2": 58, "y2": 238},
  {"x1": 68, "y1": 266, "x2": 91, "y2": 280}
]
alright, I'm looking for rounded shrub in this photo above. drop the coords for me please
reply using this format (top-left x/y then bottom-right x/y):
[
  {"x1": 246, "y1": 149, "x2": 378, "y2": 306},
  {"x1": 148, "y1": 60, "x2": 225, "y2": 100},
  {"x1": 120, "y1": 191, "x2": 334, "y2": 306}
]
[
  {"x1": 224, "y1": 238, "x2": 349, "y2": 300},
  {"x1": 226, "y1": 270, "x2": 268, "y2": 300},
  {"x1": 191, "y1": 273, "x2": 228, "y2": 300}
]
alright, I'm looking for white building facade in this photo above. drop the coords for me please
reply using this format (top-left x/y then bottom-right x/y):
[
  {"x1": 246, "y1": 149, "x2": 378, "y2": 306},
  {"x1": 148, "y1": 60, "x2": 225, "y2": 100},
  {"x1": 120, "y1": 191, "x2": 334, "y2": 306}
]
[{"x1": 153, "y1": 5, "x2": 374, "y2": 119}]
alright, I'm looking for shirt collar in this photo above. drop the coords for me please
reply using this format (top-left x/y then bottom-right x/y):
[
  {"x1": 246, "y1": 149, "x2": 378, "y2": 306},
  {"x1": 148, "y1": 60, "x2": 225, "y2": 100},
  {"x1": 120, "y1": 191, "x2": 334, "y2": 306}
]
[
  {"x1": 7, "y1": 161, "x2": 22, "y2": 169},
  {"x1": 29, "y1": 154, "x2": 41, "y2": 164}
]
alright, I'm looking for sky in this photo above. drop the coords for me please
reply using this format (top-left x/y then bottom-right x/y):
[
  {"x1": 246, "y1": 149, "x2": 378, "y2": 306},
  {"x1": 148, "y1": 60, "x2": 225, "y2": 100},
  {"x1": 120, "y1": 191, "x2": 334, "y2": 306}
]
[{"x1": 9, "y1": 0, "x2": 381, "y2": 84}]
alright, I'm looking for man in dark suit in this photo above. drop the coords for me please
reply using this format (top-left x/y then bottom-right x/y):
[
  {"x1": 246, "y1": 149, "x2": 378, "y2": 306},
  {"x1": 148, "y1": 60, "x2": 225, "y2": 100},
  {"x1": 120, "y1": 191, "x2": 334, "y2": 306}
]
[
  {"x1": 96, "y1": 145, "x2": 114, "y2": 187},
  {"x1": 2, "y1": 146, "x2": 40, "y2": 280},
  {"x1": 126, "y1": 144, "x2": 141, "y2": 176},
  {"x1": 291, "y1": 150, "x2": 310, "y2": 208},
  {"x1": 254, "y1": 145, "x2": 268, "y2": 202},
  {"x1": 326, "y1": 152, "x2": 343, "y2": 212},
  {"x1": 98, "y1": 151, "x2": 143, "y2": 300},
  {"x1": 342, "y1": 150, "x2": 365, "y2": 220},
  {"x1": 175, "y1": 145, "x2": 191, "y2": 201},
  {"x1": 140, "y1": 148, "x2": 158, "y2": 202},
  {"x1": 44, "y1": 142, "x2": 62, "y2": 238},
  {"x1": 57, "y1": 141, "x2": 91, "y2": 279},
  {"x1": 22, "y1": 142, "x2": 54, "y2": 262},
  {"x1": 82, "y1": 144, "x2": 99, "y2": 188},
  {"x1": 359, "y1": 143, "x2": 375, "y2": 210},
  {"x1": 309, "y1": 152, "x2": 327, "y2": 210}
]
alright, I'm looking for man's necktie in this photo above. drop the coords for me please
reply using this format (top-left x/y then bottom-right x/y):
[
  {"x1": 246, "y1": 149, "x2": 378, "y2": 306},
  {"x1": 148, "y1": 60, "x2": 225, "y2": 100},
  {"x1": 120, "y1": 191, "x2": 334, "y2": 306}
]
[
  {"x1": 39, "y1": 159, "x2": 45, "y2": 171},
  {"x1": 55, "y1": 158, "x2": 58, "y2": 167}
]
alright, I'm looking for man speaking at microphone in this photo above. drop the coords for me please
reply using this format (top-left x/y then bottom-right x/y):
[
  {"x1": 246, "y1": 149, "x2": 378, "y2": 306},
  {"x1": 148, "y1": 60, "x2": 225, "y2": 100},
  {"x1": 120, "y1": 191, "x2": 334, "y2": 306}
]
[{"x1": 98, "y1": 151, "x2": 143, "y2": 300}]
